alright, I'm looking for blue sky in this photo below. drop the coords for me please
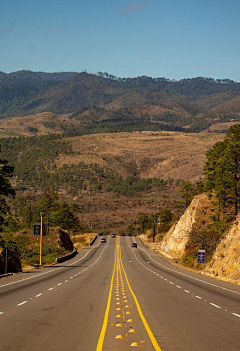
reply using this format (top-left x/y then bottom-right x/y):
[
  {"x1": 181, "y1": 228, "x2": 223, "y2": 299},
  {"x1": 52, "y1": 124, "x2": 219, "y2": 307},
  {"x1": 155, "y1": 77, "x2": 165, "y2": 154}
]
[{"x1": 1, "y1": 0, "x2": 240, "y2": 81}]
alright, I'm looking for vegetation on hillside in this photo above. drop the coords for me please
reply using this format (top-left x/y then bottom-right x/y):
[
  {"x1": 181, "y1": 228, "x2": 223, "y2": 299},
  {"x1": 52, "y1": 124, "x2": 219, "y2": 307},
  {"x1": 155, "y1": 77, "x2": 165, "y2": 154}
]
[
  {"x1": 204, "y1": 124, "x2": 240, "y2": 217},
  {"x1": 180, "y1": 124, "x2": 240, "y2": 266},
  {"x1": 0, "y1": 134, "x2": 185, "y2": 198},
  {"x1": 1, "y1": 71, "x2": 240, "y2": 132},
  {"x1": 0, "y1": 143, "x2": 15, "y2": 231}
]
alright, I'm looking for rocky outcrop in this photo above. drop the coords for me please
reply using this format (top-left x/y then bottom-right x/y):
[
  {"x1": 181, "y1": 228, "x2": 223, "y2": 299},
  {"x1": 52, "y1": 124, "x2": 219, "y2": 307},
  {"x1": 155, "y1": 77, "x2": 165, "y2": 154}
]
[
  {"x1": 207, "y1": 217, "x2": 240, "y2": 285},
  {"x1": 158, "y1": 192, "x2": 240, "y2": 285},
  {"x1": 58, "y1": 228, "x2": 74, "y2": 252},
  {"x1": 159, "y1": 193, "x2": 212, "y2": 257}
]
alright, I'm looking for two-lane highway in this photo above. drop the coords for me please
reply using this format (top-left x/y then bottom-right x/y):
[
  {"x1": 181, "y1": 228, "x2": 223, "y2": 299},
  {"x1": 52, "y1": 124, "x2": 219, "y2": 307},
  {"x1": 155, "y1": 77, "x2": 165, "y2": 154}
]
[{"x1": 0, "y1": 236, "x2": 240, "y2": 350}]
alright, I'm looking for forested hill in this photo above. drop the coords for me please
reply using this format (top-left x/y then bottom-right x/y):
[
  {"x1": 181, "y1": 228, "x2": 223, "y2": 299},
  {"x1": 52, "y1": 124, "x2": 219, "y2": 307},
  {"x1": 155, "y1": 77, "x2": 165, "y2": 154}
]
[{"x1": 1, "y1": 71, "x2": 240, "y2": 132}]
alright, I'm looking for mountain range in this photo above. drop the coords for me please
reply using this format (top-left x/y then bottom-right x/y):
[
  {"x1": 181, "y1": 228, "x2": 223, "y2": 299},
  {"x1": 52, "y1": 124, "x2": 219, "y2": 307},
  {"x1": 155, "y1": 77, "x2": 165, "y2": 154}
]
[{"x1": 1, "y1": 70, "x2": 240, "y2": 132}]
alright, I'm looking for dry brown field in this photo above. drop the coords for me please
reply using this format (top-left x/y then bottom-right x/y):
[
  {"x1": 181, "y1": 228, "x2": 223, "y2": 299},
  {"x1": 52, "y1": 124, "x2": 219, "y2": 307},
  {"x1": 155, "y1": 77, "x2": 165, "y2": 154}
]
[
  {"x1": 52, "y1": 131, "x2": 225, "y2": 233},
  {"x1": 0, "y1": 112, "x2": 226, "y2": 233}
]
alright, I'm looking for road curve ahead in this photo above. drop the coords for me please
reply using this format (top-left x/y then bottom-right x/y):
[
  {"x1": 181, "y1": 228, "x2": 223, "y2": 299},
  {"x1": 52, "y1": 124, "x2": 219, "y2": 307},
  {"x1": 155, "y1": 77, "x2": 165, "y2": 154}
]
[{"x1": 0, "y1": 236, "x2": 240, "y2": 351}]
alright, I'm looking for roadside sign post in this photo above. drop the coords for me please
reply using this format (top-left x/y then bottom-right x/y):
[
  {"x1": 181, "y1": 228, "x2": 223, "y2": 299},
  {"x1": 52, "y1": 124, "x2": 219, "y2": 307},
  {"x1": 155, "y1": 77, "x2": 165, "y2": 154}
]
[
  {"x1": 1, "y1": 248, "x2": 13, "y2": 274},
  {"x1": 39, "y1": 213, "x2": 44, "y2": 265},
  {"x1": 198, "y1": 249, "x2": 206, "y2": 275},
  {"x1": 34, "y1": 217, "x2": 47, "y2": 265},
  {"x1": 5, "y1": 248, "x2": 7, "y2": 274}
]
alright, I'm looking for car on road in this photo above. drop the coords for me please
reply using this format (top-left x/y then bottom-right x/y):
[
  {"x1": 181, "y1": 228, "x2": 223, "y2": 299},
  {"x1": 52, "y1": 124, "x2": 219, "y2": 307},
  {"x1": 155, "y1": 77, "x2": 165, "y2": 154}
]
[
  {"x1": 101, "y1": 237, "x2": 106, "y2": 243},
  {"x1": 132, "y1": 242, "x2": 137, "y2": 248},
  {"x1": 121, "y1": 233, "x2": 125, "y2": 236},
  {"x1": 98, "y1": 232, "x2": 103, "y2": 236},
  {"x1": 111, "y1": 234, "x2": 116, "y2": 238}
]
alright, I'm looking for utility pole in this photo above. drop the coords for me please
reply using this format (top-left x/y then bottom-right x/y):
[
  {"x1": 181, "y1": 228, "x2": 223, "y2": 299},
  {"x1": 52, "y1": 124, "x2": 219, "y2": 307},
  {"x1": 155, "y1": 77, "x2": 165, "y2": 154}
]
[{"x1": 153, "y1": 219, "x2": 156, "y2": 243}]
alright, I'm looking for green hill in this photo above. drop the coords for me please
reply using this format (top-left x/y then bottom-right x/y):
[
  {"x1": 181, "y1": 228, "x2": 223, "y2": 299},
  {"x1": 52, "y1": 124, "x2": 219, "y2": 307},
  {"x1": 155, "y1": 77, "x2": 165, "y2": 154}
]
[{"x1": 1, "y1": 71, "x2": 240, "y2": 132}]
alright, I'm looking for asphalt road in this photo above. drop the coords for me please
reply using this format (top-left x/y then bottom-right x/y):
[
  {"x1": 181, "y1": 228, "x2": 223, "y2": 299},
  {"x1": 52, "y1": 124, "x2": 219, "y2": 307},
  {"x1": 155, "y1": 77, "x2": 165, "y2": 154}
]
[{"x1": 0, "y1": 236, "x2": 240, "y2": 351}]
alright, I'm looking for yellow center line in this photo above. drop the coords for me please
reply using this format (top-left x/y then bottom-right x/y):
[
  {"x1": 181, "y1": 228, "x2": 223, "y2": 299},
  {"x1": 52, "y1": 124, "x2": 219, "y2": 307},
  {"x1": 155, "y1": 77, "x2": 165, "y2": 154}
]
[
  {"x1": 96, "y1": 236, "x2": 162, "y2": 351},
  {"x1": 119, "y1": 243, "x2": 162, "y2": 351},
  {"x1": 96, "y1": 240, "x2": 117, "y2": 351}
]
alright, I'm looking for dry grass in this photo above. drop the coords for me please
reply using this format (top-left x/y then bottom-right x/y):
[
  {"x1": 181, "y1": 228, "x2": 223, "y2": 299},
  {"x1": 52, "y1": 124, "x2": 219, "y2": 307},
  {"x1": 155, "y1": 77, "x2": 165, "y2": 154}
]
[{"x1": 65, "y1": 131, "x2": 224, "y2": 182}]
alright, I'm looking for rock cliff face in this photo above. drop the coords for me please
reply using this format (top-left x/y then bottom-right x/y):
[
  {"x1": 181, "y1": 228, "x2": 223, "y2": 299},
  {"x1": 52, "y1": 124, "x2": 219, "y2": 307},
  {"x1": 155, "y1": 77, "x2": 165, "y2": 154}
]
[
  {"x1": 158, "y1": 193, "x2": 212, "y2": 257},
  {"x1": 158, "y1": 193, "x2": 240, "y2": 285},
  {"x1": 207, "y1": 217, "x2": 240, "y2": 285}
]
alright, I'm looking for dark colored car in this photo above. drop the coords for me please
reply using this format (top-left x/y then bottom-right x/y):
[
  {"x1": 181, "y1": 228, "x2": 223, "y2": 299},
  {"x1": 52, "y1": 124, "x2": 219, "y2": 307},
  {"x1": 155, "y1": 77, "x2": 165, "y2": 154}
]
[
  {"x1": 132, "y1": 242, "x2": 137, "y2": 248},
  {"x1": 98, "y1": 232, "x2": 103, "y2": 236},
  {"x1": 101, "y1": 237, "x2": 106, "y2": 243},
  {"x1": 121, "y1": 233, "x2": 125, "y2": 236}
]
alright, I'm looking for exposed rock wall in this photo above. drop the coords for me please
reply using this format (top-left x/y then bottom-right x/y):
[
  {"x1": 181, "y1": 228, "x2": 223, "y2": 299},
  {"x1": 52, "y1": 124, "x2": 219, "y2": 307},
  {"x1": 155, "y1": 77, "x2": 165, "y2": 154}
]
[
  {"x1": 158, "y1": 193, "x2": 213, "y2": 257},
  {"x1": 207, "y1": 217, "x2": 240, "y2": 285},
  {"x1": 158, "y1": 192, "x2": 240, "y2": 285}
]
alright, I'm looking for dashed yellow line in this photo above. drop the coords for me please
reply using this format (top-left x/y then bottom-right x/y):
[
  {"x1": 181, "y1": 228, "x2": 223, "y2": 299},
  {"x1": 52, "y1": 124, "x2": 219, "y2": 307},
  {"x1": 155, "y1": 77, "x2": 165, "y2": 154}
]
[
  {"x1": 96, "y1": 243, "x2": 117, "y2": 351},
  {"x1": 119, "y1": 243, "x2": 162, "y2": 351},
  {"x1": 96, "y1": 236, "x2": 162, "y2": 350}
]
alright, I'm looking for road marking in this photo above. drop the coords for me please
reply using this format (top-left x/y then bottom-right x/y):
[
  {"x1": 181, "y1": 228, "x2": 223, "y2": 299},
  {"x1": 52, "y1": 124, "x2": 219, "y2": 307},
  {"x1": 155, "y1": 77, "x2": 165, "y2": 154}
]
[
  {"x1": 35, "y1": 293, "x2": 42, "y2": 297},
  {"x1": 0, "y1": 239, "x2": 102, "y2": 289},
  {"x1": 97, "y1": 237, "x2": 162, "y2": 351},
  {"x1": 18, "y1": 301, "x2": 27, "y2": 306},
  {"x1": 210, "y1": 303, "x2": 221, "y2": 309},
  {"x1": 130, "y1": 243, "x2": 240, "y2": 317},
  {"x1": 232, "y1": 313, "x2": 240, "y2": 318},
  {"x1": 120, "y1": 242, "x2": 162, "y2": 351},
  {"x1": 96, "y1": 242, "x2": 116, "y2": 351},
  {"x1": 138, "y1": 246, "x2": 240, "y2": 296}
]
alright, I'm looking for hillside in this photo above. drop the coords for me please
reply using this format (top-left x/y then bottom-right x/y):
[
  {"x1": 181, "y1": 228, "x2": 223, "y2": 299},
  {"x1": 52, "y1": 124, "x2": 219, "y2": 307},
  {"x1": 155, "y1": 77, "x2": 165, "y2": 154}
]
[
  {"x1": 0, "y1": 112, "x2": 75, "y2": 137},
  {"x1": 0, "y1": 130, "x2": 224, "y2": 232},
  {"x1": 158, "y1": 193, "x2": 240, "y2": 285},
  {"x1": 1, "y1": 71, "x2": 240, "y2": 131}
]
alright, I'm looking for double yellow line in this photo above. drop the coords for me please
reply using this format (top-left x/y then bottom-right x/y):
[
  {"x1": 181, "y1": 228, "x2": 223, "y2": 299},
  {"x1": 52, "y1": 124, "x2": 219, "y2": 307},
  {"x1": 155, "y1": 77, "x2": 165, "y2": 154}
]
[{"x1": 96, "y1": 237, "x2": 162, "y2": 350}]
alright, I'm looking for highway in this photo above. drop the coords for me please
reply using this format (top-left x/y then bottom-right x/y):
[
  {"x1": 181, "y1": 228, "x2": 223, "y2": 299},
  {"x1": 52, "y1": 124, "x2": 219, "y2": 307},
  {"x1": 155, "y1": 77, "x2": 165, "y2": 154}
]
[{"x1": 0, "y1": 236, "x2": 240, "y2": 351}]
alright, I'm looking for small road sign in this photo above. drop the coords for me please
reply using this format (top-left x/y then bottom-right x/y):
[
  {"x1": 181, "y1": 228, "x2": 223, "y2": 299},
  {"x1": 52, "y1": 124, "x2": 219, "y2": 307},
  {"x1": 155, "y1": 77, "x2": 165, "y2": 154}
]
[
  {"x1": 198, "y1": 250, "x2": 206, "y2": 264},
  {"x1": 34, "y1": 223, "x2": 47, "y2": 236}
]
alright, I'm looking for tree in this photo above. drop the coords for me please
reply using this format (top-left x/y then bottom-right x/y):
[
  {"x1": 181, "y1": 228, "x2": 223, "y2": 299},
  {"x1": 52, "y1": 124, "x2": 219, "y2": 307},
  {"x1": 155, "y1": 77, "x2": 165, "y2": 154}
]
[
  {"x1": 179, "y1": 181, "x2": 195, "y2": 208},
  {"x1": 204, "y1": 124, "x2": 240, "y2": 216},
  {"x1": 0, "y1": 144, "x2": 15, "y2": 230},
  {"x1": 159, "y1": 208, "x2": 173, "y2": 224},
  {"x1": 50, "y1": 202, "x2": 80, "y2": 232},
  {"x1": 13, "y1": 195, "x2": 36, "y2": 229},
  {"x1": 137, "y1": 213, "x2": 153, "y2": 233},
  {"x1": 38, "y1": 188, "x2": 59, "y2": 233}
]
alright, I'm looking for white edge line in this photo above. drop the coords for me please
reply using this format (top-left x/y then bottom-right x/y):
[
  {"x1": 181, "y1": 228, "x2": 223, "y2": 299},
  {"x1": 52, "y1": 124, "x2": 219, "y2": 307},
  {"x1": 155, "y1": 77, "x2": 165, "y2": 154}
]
[
  {"x1": 210, "y1": 303, "x2": 221, "y2": 308},
  {"x1": 138, "y1": 246, "x2": 240, "y2": 296},
  {"x1": 232, "y1": 313, "x2": 240, "y2": 318}
]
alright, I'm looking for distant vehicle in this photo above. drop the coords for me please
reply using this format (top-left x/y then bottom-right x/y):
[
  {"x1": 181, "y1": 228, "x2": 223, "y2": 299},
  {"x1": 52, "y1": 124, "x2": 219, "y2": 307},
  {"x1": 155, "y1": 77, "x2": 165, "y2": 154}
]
[
  {"x1": 101, "y1": 237, "x2": 106, "y2": 243},
  {"x1": 121, "y1": 233, "x2": 125, "y2": 236},
  {"x1": 98, "y1": 232, "x2": 103, "y2": 236},
  {"x1": 111, "y1": 234, "x2": 116, "y2": 238},
  {"x1": 132, "y1": 242, "x2": 137, "y2": 248},
  {"x1": 127, "y1": 233, "x2": 131, "y2": 236}
]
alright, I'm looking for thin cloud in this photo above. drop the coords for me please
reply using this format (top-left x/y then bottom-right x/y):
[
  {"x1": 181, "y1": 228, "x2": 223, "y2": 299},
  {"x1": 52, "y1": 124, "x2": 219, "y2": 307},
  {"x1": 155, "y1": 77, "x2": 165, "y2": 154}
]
[
  {"x1": 2, "y1": 22, "x2": 15, "y2": 34},
  {"x1": 123, "y1": 1, "x2": 151, "y2": 16}
]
